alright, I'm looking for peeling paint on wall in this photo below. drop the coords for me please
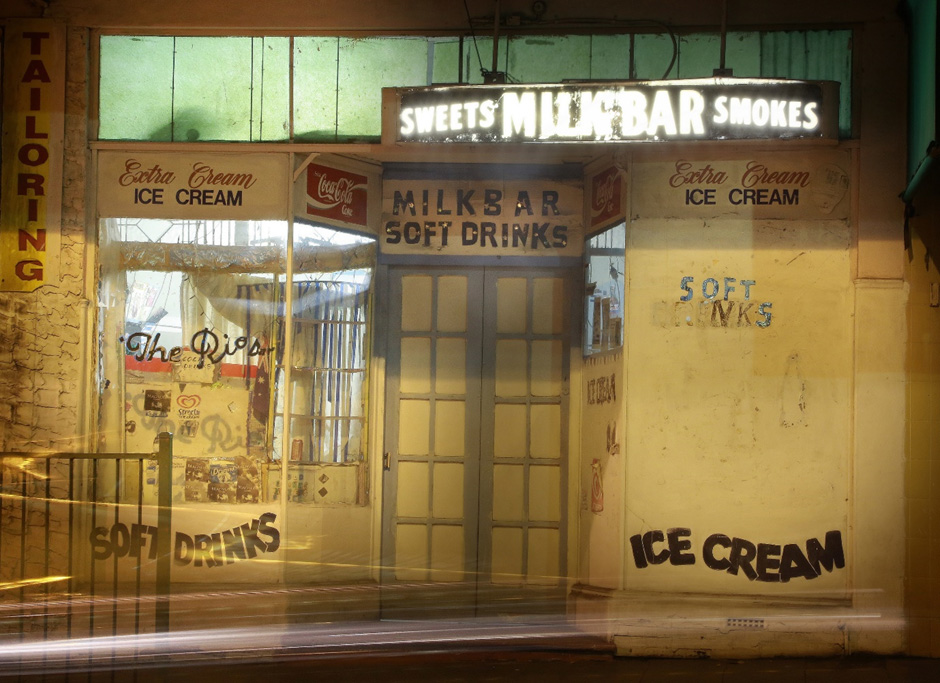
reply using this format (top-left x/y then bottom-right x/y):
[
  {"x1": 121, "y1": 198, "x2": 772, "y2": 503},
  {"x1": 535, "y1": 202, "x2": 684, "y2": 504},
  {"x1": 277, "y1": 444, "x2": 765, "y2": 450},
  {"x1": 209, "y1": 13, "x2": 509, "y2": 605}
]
[{"x1": 781, "y1": 354, "x2": 807, "y2": 427}]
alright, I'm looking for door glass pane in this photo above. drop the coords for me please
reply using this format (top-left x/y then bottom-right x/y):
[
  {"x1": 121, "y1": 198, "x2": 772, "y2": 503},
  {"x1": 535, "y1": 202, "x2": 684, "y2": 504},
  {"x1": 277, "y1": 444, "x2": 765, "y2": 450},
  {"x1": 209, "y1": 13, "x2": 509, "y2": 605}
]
[
  {"x1": 397, "y1": 462, "x2": 429, "y2": 517},
  {"x1": 400, "y1": 337, "x2": 432, "y2": 394},
  {"x1": 494, "y1": 403, "x2": 527, "y2": 458},
  {"x1": 432, "y1": 463, "x2": 464, "y2": 518},
  {"x1": 532, "y1": 278, "x2": 564, "y2": 334},
  {"x1": 396, "y1": 524, "x2": 428, "y2": 580},
  {"x1": 435, "y1": 338, "x2": 467, "y2": 395},
  {"x1": 437, "y1": 276, "x2": 468, "y2": 332},
  {"x1": 402, "y1": 275, "x2": 433, "y2": 331},
  {"x1": 434, "y1": 400, "x2": 466, "y2": 457},
  {"x1": 497, "y1": 278, "x2": 528, "y2": 334},
  {"x1": 527, "y1": 528, "x2": 560, "y2": 584},
  {"x1": 430, "y1": 525, "x2": 465, "y2": 582},
  {"x1": 531, "y1": 340, "x2": 562, "y2": 397},
  {"x1": 493, "y1": 464, "x2": 525, "y2": 521},
  {"x1": 491, "y1": 527, "x2": 524, "y2": 583},
  {"x1": 530, "y1": 404, "x2": 561, "y2": 458},
  {"x1": 495, "y1": 340, "x2": 528, "y2": 397},
  {"x1": 528, "y1": 465, "x2": 561, "y2": 522},
  {"x1": 398, "y1": 400, "x2": 430, "y2": 454}
]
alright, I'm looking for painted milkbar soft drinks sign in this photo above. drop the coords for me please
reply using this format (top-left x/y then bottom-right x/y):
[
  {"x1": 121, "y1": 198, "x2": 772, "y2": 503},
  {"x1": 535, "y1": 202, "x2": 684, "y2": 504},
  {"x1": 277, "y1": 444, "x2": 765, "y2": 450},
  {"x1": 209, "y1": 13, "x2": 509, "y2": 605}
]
[
  {"x1": 1, "y1": 20, "x2": 66, "y2": 292},
  {"x1": 391, "y1": 79, "x2": 839, "y2": 144},
  {"x1": 381, "y1": 179, "x2": 582, "y2": 258}
]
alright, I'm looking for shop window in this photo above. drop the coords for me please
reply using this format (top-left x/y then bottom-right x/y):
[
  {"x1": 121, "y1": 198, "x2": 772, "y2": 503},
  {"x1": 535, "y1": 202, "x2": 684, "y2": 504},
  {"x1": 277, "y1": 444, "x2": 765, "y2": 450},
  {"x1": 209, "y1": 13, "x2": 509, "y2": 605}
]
[
  {"x1": 99, "y1": 36, "x2": 290, "y2": 142},
  {"x1": 274, "y1": 224, "x2": 374, "y2": 465},
  {"x1": 583, "y1": 222, "x2": 626, "y2": 356},
  {"x1": 98, "y1": 218, "x2": 374, "y2": 505}
]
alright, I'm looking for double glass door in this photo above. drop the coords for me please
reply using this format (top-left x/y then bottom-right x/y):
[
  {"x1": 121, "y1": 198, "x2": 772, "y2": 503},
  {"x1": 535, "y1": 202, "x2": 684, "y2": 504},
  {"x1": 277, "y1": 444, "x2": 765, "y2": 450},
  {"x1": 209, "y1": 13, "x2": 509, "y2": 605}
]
[{"x1": 381, "y1": 266, "x2": 571, "y2": 610}]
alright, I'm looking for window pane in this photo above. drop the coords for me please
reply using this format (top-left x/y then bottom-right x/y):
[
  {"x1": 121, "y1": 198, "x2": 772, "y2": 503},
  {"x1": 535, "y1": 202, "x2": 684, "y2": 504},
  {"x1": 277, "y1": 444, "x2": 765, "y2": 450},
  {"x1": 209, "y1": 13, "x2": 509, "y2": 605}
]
[
  {"x1": 590, "y1": 35, "x2": 632, "y2": 80},
  {"x1": 256, "y1": 37, "x2": 292, "y2": 141},
  {"x1": 507, "y1": 35, "x2": 592, "y2": 83},
  {"x1": 293, "y1": 37, "x2": 340, "y2": 142},
  {"x1": 98, "y1": 218, "x2": 288, "y2": 505},
  {"x1": 98, "y1": 30, "x2": 853, "y2": 141},
  {"x1": 583, "y1": 222, "x2": 626, "y2": 356},
  {"x1": 282, "y1": 224, "x2": 375, "y2": 464},
  {"x1": 99, "y1": 36, "x2": 174, "y2": 140},
  {"x1": 336, "y1": 37, "x2": 430, "y2": 139},
  {"x1": 173, "y1": 37, "x2": 255, "y2": 141},
  {"x1": 431, "y1": 38, "x2": 462, "y2": 84}
]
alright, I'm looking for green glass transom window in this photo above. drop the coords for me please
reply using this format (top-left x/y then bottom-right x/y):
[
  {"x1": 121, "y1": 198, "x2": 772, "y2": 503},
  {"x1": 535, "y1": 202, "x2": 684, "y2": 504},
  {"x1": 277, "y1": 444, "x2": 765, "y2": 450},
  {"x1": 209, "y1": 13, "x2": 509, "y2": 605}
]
[{"x1": 98, "y1": 31, "x2": 853, "y2": 143}]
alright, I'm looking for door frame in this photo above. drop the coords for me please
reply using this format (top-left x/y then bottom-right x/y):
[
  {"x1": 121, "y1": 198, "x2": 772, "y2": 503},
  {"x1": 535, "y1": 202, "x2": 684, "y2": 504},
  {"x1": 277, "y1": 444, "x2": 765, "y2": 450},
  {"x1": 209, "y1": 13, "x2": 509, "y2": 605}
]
[{"x1": 376, "y1": 262, "x2": 579, "y2": 608}]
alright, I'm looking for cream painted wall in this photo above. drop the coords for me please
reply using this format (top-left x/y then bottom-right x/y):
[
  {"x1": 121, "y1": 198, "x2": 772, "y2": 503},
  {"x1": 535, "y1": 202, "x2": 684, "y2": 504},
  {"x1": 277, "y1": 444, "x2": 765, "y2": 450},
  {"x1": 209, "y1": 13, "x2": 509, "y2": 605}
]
[
  {"x1": 580, "y1": 351, "x2": 625, "y2": 589},
  {"x1": 623, "y1": 152, "x2": 854, "y2": 598}
]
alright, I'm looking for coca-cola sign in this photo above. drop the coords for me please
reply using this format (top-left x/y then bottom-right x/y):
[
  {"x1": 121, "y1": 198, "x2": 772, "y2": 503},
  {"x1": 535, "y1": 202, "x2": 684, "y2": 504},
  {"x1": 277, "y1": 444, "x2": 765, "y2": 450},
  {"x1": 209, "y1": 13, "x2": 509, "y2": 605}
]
[
  {"x1": 305, "y1": 162, "x2": 368, "y2": 227},
  {"x1": 591, "y1": 167, "x2": 622, "y2": 228}
]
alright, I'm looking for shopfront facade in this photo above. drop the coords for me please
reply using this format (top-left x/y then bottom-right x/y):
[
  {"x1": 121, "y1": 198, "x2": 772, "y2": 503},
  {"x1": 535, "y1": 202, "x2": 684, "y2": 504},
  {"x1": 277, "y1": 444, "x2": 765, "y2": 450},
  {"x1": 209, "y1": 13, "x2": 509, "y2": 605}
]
[{"x1": 0, "y1": 0, "x2": 921, "y2": 658}]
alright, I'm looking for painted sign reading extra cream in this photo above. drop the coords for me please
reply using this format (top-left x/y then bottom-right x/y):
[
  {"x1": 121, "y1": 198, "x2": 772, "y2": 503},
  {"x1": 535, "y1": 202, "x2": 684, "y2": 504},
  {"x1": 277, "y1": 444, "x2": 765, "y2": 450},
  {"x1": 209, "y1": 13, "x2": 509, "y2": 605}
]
[
  {"x1": 97, "y1": 152, "x2": 288, "y2": 220},
  {"x1": 632, "y1": 152, "x2": 852, "y2": 220}
]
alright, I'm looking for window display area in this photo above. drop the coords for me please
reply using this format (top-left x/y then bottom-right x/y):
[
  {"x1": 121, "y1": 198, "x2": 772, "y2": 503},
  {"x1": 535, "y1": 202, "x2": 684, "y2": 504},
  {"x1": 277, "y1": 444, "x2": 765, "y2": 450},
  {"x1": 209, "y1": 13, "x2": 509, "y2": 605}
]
[
  {"x1": 583, "y1": 222, "x2": 626, "y2": 356},
  {"x1": 98, "y1": 217, "x2": 375, "y2": 507}
]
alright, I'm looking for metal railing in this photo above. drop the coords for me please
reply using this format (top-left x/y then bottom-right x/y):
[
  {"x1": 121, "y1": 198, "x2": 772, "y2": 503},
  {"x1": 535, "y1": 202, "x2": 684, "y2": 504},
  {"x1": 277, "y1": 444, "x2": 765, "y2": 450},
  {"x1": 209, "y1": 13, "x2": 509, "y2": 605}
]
[{"x1": 0, "y1": 432, "x2": 173, "y2": 652}]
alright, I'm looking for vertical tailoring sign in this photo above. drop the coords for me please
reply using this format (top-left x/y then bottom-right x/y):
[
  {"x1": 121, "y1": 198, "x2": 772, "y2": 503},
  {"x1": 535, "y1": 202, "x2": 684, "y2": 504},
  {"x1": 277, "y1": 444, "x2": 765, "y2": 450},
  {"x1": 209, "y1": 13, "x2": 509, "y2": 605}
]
[{"x1": 1, "y1": 20, "x2": 65, "y2": 291}]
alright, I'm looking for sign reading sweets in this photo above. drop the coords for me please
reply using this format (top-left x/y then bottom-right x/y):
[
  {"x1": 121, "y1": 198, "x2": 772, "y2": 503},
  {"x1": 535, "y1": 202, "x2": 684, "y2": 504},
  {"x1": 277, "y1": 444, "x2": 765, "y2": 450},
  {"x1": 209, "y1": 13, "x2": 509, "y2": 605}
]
[
  {"x1": 382, "y1": 179, "x2": 582, "y2": 258},
  {"x1": 393, "y1": 79, "x2": 839, "y2": 144},
  {"x1": 1, "y1": 20, "x2": 66, "y2": 292},
  {"x1": 97, "y1": 152, "x2": 288, "y2": 220}
]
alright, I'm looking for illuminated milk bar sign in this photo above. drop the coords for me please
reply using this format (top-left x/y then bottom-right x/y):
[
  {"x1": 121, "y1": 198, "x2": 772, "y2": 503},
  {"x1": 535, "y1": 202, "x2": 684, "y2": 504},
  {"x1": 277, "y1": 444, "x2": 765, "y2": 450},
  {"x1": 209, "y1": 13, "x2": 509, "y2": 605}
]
[{"x1": 394, "y1": 79, "x2": 839, "y2": 144}]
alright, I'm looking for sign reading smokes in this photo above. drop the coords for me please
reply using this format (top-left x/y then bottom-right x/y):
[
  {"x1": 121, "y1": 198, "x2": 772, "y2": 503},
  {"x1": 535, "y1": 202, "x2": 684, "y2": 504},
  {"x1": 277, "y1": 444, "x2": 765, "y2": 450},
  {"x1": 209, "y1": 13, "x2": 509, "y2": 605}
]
[{"x1": 393, "y1": 79, "x2": 838, "y2": 144}]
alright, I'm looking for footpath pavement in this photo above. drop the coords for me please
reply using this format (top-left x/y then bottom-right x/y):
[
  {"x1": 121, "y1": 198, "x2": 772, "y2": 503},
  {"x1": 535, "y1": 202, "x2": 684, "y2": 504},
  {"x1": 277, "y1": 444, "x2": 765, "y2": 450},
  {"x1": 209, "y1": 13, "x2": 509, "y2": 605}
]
[{"x1": 11, "y1": 650, "x2": 940, "y2": 682}]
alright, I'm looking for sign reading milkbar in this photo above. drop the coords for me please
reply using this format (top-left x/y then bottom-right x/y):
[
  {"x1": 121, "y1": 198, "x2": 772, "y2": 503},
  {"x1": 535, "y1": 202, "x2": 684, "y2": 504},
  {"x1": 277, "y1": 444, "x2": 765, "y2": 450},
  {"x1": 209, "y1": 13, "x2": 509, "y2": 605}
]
[{"x1": 390, "y1": 78, "x2": 840, "y2": 144}]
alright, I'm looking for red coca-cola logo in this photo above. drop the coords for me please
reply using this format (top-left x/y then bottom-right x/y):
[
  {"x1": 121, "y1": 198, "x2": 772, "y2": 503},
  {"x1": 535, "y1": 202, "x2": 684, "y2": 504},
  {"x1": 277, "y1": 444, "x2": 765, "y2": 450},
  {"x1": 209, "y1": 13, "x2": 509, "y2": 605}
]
[
  {"x1": 591, "y1": 167, "x2": 622, "y2": 227},
  {"x1": 305, "y1": 163, "x2": 367, "y2": 226}
]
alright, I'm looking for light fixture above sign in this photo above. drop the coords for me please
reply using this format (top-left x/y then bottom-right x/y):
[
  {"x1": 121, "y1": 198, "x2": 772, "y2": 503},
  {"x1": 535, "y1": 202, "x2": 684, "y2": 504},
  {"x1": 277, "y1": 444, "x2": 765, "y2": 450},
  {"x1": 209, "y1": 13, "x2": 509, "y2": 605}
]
[{"x1": 388, "y1": 78, "x2": 840, "y2": 144}]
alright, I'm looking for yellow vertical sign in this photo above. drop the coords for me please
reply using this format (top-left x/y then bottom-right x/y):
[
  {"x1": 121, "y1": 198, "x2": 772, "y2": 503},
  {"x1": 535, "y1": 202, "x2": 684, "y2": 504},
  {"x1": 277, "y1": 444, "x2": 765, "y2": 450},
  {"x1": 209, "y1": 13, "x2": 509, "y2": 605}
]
[{"x1": 1, "y1": 20, "x2": 65, "y2": 292}]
